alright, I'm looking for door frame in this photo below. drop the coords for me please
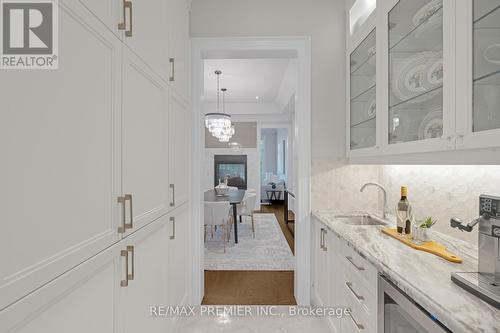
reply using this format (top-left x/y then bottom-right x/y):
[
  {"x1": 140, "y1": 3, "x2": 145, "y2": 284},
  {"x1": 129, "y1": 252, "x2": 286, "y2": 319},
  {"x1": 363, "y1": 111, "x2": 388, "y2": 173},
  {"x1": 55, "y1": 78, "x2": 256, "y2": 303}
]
[{"x1": 189, "y1": 37, "x2": 312, "y2": 305}]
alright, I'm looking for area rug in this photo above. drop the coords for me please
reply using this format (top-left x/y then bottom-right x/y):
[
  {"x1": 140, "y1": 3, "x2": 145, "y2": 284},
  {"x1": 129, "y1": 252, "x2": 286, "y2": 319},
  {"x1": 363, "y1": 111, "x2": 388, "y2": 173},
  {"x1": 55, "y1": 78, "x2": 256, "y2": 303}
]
[{"x1": 204, "y1": 213, "x2": 294, "y2": 271}]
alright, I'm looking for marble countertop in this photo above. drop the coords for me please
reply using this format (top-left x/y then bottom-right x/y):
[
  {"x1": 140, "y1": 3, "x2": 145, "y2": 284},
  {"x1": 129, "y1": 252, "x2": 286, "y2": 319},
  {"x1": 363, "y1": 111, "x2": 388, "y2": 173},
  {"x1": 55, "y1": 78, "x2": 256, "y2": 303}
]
[{"x1": 313, "y1": 211, "x2": 500, "y2": 333}]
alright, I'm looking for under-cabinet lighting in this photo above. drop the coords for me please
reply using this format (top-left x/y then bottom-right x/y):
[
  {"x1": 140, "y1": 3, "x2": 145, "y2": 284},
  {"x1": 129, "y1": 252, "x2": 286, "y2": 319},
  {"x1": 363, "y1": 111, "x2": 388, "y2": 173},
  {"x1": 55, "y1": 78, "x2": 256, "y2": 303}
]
[{"x1": 350, "y1": 0, "x2": 376, "y2": 36}]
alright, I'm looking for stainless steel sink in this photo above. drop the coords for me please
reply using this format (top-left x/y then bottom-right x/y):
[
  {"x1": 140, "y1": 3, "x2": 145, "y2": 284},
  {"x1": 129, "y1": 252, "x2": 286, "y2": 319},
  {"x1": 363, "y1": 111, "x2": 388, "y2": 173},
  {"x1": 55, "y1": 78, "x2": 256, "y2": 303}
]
[{"x1": 334, "y1": 213, "x2": 388, "y2": 226}]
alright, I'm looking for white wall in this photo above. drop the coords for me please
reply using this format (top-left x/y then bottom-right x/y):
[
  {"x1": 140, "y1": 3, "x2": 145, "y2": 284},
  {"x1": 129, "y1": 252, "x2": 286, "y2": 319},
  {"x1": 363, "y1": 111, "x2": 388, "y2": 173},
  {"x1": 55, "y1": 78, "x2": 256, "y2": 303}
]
[{"x1": 190, "y1": 0, "x2": 347, "y2": 159}]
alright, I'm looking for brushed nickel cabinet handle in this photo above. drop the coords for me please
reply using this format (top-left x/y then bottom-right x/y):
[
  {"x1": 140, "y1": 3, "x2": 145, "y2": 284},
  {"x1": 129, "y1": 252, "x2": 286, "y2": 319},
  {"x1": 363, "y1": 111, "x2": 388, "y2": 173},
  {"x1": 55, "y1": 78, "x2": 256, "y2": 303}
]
[
  {"x1": 320, "y1": 228, "x2": 324, "y2": 249},
  {"x1": 170, "y1": 184, "x2": 175, "y2": 207},
  {"x1": 124, "y1": 194, "x2": 133, "y2": 230},
  {"x1": 347, "y1": 309, "x2": 365, "y2": 331},
  {"x1": 117, "y1": 196, "x2": 126, "y2": 233},
  {"x1": 120, "y1": 249, "x2": 129, "y2": 287},
  {"x1": 170, "y1": 216, "x2": 175, "y2": 240},
  {"x1": 169, "y1": 58, "x2": 175, "y2": 82},
  {"x1": 346, "y1": 256, "x2": 365, "y2": 271},
  {"x1": 322, "y1": 229, "x2": 328, "y2": 251},
  {"x1": 123, "y1": 1, "x2": 134, "y2": 37},
  {"x1": 346, "y1": 282, "x2": 364, "y2": 301},
  {"x1": 127, "y1": 246, "x2": 134, "y2": 280},
  {"x1": 118, "y1": 0, "x2": 127, "y2": 30}
]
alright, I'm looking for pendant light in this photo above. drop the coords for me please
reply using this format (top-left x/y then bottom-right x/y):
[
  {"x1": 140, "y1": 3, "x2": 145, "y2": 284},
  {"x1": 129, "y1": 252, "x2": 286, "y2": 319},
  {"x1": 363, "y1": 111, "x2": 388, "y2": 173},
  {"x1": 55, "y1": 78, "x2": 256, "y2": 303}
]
[
  {"x1": 205, "y1": 70, "x2": 231, "y2": 136},
  {"x1": 216, "y1": 88, "x2": 235, "y2": 142}
]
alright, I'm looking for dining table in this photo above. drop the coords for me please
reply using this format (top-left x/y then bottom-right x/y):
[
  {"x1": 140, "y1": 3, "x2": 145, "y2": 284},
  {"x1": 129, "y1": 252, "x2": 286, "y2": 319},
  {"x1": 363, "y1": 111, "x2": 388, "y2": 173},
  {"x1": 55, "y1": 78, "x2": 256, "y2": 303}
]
[{"x1": 204, "y1": 189, "x2": 246, "y2": 244}]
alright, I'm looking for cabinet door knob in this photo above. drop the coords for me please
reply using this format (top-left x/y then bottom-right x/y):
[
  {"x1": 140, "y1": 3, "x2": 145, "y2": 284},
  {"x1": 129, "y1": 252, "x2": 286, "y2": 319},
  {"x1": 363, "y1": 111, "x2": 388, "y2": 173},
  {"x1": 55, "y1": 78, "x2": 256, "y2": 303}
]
[
  {"x1": 118, "y1": 0, "x2": 132, "y2": 36},
  {"x1": 124, "y1": 194, "x2": 133, "y2": 230},
  {"x1": 346, "y1": 281, "x2": 364, "y2": 300},
  {"x1": 117, "y1": 196, "x2": 126, "y2": 233},
  {"x1": 169, "y1": 58, "x2": 175, "y2": 82},
  {"x1": 170, "y1": 184, "x2": 175, "y2": 207},
  {"x1": 127, "y1": 246, "x2": 135, "y2": 280},
  {"x1": 125, "y1": 1, "x2": 132, "y2": 37},
  {"x1": 170, "y1": 216, "x2": 176, "y2": 240},
  {"x1": 345, "y1": 256, "x2": 365, "y2": 271},
  {"x1": 347, "y1": 309, "x2": 365, "y2": 331},
  {"x1": 320, "y1": 228, "x2": 324, "y2": 249},
  {"x1": 120, "y1": 249, "x2": 129, "y2": 287}
]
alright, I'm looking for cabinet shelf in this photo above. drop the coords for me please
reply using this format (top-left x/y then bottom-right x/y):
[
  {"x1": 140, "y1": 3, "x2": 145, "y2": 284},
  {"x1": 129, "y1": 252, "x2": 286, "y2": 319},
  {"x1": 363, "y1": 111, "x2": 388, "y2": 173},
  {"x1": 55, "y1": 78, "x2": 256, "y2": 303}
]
[
  {"x1": 351, "y1": 84, "x2": 376, "y2": 102},
  {"x1": 351, "y1": 53, "x2": 376, "y2": 76},
  {"x1": 390, "y1": 5, "x2": 443, "y2": 53},
  {"x1": 474, "y1": 4, "x2": 500, "y2": 26},
  {"x1": 351, "y1": 116, "x2": 376, "y2": 128},
  {"x1": 474, "y1": 69, "x2": 500, "y2": 84},
  {"x1": 390, "y1": 85, "x2": 443, "y2": 109}
]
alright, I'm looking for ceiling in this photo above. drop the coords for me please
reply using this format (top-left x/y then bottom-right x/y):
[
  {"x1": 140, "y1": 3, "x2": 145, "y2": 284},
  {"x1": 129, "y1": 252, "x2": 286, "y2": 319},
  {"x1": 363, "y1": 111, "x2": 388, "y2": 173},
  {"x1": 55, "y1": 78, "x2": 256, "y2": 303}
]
[{"x1": 203, "y1": 58, "x2": 291, "y2": 103}]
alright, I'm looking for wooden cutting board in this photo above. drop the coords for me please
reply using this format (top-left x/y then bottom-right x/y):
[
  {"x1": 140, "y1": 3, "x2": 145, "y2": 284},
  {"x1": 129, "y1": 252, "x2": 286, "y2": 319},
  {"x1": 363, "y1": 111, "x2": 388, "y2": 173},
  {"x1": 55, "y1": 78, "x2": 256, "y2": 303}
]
[{"x1": 381, "y1": 228, "x2": 463, "y2": 263}]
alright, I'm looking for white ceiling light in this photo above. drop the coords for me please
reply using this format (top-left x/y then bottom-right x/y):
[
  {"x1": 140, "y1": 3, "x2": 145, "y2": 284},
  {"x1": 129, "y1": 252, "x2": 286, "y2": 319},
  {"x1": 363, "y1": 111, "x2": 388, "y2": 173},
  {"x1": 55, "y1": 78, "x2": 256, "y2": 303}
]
[
  {"x1": 205, "y1": 70, "x2": 232, "y2": 138},
  {"x1": 255, "y1": 96, "x2": 260, "y2": 100}
]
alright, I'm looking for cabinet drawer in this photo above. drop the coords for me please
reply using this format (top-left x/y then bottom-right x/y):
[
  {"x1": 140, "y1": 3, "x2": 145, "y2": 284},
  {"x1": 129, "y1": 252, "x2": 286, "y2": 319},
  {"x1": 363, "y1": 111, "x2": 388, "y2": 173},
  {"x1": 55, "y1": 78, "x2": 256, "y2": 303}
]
[
  {"x1": 342, "y1": 284, "x2": 376, "y2": 333},
  {"x1": 341, "y1": 268, "x2": 377, "y2": 328},
  {"x1": 339, "y1": 241, "x2": 378, "y2": 293}
]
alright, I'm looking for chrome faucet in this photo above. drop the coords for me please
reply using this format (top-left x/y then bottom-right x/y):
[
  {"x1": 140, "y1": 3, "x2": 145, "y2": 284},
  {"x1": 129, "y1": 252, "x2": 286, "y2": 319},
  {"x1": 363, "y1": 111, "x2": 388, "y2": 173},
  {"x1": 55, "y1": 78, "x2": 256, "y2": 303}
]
[{"x1": 360, "y1": 182, "x2": 389, "y2": 220}]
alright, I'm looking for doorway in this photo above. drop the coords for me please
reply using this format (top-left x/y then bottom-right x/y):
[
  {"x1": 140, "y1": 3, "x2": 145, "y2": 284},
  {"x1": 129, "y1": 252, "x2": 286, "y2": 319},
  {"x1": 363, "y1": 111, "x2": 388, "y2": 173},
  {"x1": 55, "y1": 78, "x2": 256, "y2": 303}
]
[{"x1": 190, "y1": 37, "x2": 311, "y2": 305}]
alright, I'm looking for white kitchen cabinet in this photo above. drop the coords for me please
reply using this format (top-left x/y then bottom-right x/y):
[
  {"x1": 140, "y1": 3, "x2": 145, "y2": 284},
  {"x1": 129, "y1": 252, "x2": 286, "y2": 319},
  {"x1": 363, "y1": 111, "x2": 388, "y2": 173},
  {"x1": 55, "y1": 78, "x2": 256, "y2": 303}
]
[
  {"x1": 1, "y1": 0, "x2": 190, "y2": 326},
  {"x1": 117, "y1": 215, "x2": 170, "y2": 333},
  {"x1": 167, "y1": 0, "x2": 191, "y2": 100},
  {"x1": 77, "y1": 0, "x2": 122, "y2": 37},
  {"x1": 380, "y1": 0, "x2": 457, "y2": 155},
  {"x1": 312, "y1": 221, "x2": 330, "y2": 307},
  {"x1": 121, "y1": 0, "x2": 170, "y2": 82},
  {"x1": 0, "y1": 216, "x2": 174, "y2": 333},
  {"x1": 0, "y1": 237, "x2": 121, "y2": 333},
  {"x1": 348, "y1": 28, "x2": 377, "y2": 156},
  {"x1": 327, "y1": 233, "x2": 345, "y2": 333},
  {"x1": 167, "y1": 204, "x2": 189, "y2": 330},
  {"x1": 168, "y1": 92, "x2": 190, "y2": 209},
  {"x1": 122, "y1": 47, "x2": 170, "y2": 235},
  {"x1": 311, "y1": 218, "x2": 378, "y2": 333},
  {"x1": 0, "y1": 0, "x2": 122, "y2": 311},
  {"x1": 455, "y1": 0, "x2": 500, "y2": 150},
  {"x1": 346, "y1": 0, "x2": 500, "y2": 159}
]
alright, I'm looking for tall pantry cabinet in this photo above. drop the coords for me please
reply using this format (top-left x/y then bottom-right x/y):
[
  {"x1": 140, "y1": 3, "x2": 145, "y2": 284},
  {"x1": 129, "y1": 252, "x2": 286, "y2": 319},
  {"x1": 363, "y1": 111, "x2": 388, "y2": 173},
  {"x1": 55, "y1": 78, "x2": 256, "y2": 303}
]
[{"x1": 0, "y1": 0, "x2": 191, "y2": 331}]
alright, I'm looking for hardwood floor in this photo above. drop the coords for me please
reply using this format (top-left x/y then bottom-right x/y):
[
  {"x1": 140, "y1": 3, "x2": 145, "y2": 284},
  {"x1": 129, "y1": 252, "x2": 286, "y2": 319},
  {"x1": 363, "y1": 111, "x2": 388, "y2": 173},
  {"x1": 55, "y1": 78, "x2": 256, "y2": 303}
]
[
  {"x1": 202, "y1": 203, "x2": 296, "y2": 305},
  {"x1": 203, "y1": 271, "x2": 295, "y2": 305}
]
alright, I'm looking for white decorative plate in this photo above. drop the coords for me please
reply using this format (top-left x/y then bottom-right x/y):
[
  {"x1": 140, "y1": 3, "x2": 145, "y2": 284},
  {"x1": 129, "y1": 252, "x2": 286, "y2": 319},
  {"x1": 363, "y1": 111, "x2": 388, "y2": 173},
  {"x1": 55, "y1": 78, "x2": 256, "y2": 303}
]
[
  {"x1": 392, "y1": 51, "x2": 437, "y2": 102},
  {"x1": 423, "y1": 51, "x2": 443, "y2": 91},
  {"x1": 418, "y1": 109, "x2": 443, "y2": 140},
  {"x1": 367, "y1": 97, "x2": 376, "y2": 118},
  {"x1": 412, "y1": 0, "x2": 443, "y2": 39}
]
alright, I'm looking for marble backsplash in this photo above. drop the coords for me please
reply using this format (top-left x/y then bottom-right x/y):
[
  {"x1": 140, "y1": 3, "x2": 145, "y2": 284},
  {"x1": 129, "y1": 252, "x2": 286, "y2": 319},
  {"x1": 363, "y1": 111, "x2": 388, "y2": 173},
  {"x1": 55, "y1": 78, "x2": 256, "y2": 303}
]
[{"x1": 312, "y1": 159, "x2": 500, "y2": 245}]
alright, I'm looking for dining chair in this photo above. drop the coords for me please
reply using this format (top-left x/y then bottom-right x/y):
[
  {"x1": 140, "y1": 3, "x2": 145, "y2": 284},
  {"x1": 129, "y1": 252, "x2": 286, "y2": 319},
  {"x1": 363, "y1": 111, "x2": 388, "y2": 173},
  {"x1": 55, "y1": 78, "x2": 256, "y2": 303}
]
[
  {"x1": 204, "y1": 201, "x2": 232, "y2": 252},
  {"x1": 236, "y1": 193, "x2": 258, "y2": 238}
]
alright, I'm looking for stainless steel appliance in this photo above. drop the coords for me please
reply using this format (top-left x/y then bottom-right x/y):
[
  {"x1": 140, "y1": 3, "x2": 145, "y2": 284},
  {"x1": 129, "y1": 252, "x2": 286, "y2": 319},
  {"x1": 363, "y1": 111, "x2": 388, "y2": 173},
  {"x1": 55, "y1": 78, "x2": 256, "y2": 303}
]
[
  {"x1": 450, "y1": 194, "x2": 500, "y2": 308},
  {"x1": 378, "y1": 275, "x2": 450, "y2": 332}
]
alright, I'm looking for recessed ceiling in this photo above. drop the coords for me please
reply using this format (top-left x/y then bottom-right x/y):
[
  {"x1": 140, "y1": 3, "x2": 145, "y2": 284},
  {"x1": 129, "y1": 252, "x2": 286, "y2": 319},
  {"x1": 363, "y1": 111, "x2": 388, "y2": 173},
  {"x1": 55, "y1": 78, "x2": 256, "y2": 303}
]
[{"x1": 203, "y1": 58, "x2": 291, "y2": 103}]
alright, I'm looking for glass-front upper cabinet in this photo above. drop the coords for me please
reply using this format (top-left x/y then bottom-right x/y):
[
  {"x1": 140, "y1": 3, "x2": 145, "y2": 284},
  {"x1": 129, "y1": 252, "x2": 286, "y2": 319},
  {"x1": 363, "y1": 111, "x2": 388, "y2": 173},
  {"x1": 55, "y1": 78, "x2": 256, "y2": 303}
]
[
  {"x1": 350, "y1": 29, "x2": 376, "y2": 151},
  {"x1": 388, "y1": 0, "x2": 444, "y2": 145},
  {"x1": 473, "y1": 0, "x2": 500, "y2": 133}
]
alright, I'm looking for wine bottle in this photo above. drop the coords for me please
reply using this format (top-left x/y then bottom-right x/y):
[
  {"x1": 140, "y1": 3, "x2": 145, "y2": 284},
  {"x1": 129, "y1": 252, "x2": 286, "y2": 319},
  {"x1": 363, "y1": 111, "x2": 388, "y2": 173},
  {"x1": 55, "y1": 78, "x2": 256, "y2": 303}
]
[{"x1": 396, "y1": 186, "x2": 412, "y2": 234}]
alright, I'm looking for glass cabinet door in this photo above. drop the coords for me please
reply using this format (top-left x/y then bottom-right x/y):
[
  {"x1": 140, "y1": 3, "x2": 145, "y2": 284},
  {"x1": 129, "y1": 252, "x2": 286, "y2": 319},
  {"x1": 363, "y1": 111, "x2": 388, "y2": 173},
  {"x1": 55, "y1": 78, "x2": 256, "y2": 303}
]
[
  {"x1": 473, "y1": 0, "x2": 500, "y2": 133},
  {"x1": 350, "y1": 29, "x2": 376, "y2": 150},
  {"x1": 388, "y1": 0, "x2": 444, "y2": 144}
]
